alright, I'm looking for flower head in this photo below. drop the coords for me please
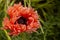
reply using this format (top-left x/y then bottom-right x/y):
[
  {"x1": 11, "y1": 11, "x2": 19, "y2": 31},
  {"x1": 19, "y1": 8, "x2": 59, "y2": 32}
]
[{"x1": 3, "y1": 3, "x2": 40, "y2": 36}]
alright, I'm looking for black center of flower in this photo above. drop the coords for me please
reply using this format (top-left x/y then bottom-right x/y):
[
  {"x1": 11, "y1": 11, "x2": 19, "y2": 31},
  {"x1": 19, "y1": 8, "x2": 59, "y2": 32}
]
[{"x1": 15, "y1": 16, "x2": 27, "y2": 25}]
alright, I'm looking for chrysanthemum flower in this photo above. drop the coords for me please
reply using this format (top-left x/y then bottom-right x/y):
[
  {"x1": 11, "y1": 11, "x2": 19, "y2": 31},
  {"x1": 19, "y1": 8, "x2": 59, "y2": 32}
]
[{"x1": 3, "y1": 3, "x2": 40, "y2": 36}]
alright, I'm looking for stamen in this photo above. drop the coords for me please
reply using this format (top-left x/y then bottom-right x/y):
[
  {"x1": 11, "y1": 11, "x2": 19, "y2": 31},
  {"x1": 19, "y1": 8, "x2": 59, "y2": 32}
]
[{"x1": 15, "y1": 16, "x2": 27, "y2": 25}]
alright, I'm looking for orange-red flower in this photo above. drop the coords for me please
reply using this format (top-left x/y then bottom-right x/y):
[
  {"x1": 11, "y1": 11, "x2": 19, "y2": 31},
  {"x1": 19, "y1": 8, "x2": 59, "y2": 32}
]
[{"x1": 3, "y1": 3, "x2": 40, "y2": 36}]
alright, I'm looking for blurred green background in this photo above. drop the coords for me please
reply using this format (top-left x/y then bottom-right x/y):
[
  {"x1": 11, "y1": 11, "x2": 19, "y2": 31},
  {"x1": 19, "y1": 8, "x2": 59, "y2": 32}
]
[{"x1": 0, "y1": 0, "x2": 60, "y2": 40}]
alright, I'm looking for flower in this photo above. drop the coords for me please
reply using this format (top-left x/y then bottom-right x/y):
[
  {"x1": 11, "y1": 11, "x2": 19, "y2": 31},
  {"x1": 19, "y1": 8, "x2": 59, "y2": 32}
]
[{"x1": 3, "y1": 3, "x2": 40, "y2": 36}]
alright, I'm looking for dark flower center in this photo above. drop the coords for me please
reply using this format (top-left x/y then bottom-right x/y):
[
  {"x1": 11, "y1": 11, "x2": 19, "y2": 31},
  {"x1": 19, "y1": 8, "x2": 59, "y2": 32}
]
[{"x1": 15, "y1": 16, "x2": 27, "y2": 25}]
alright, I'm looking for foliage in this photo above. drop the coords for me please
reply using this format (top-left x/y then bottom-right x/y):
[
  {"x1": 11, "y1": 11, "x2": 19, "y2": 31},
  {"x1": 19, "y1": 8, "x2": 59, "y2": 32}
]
[{"x1": 0, "y1": 0, "x2": 60, "y2": 40}]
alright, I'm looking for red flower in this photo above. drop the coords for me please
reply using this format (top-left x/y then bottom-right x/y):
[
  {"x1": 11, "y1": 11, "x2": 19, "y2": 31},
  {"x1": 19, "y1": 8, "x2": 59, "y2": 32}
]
[{"x1": 3, "y1": 3, "x2": 40, "y2": 36}]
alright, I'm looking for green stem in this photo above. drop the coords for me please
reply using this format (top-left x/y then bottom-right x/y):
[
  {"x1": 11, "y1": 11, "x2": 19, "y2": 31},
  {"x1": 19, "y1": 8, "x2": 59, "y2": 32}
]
[
  {"x1": 24, "y1": 0, "x2": 26, "y2": 7},
  {"x1": 10, "y1": 0, "x2": 15, "y2": 6},
  {"x1": 41, "y1": 8, "x2": 47, "y2": 21},
  {"x1": 2, "y1": 20, "x2": 11, "y2": 40},
  {"x1": 39, "y1": 18, "x2": 44, "y2": 34},
  {"x1": 28, "y1": 0, "x2": 31, "y2": 7},
  {"x1": 40, "y1": 25, "x2": 44, "y2": 34},
  {"x1": 44, "y1": 31, "x2": 47, "y2": 40},
  {"x1": 44, "y1": 34, "x2": 46, "y2": 40},
  {"x1": 3, "y1": 0, "x2": 11, "y2": 40},
  {"x1": 39, "y1": 18, "x2": 47, "y2": 40},
  {"x1": 4, "y1": 30, "x2": 11, "y2": 40},
  {"x1": 0, "y1": 0, "x2": 3, "y2": 3}
]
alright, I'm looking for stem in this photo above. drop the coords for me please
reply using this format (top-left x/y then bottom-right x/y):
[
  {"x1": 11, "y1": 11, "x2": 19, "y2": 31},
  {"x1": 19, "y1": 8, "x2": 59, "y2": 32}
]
[
  {"x1": 28, "y1": 0, "x2": 31, "y2": 7},
  {"x1": 39, "y1": 18, "x2": 44, "y2": 34},
  {"x1": 4, "y1": 29, "x2": 11, "y2": 40},
  {"x1": 10, "y1": 0, "x2": 15, "y2": 6},
  {"x1": 0, "y1": 0, "x2": 3, "y2": 3},
  {"x1": 3, "y1": 0, "x2": 11, "y2": 40},
  {"x1": 39, "y1": 18, "x2": 47, "y2": 40},
  {"x1": 44, "y1": 34, "x2": 46, "y2": 40},
  {"x1": 44, "y1": 31, "x2": 47, "y2": 40},
  {"x1": 2, "y1": 20, "x2": 11, "y2": 40},
  {"x1": 41, "y1": 8, "x2": 47, "y2": 21},
  {"x1": 24, "y1": 0, "x2": 26, "y2": 7},
  {"x1": 40, "y1": 25, "x2": 44, "y2": 34}
]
